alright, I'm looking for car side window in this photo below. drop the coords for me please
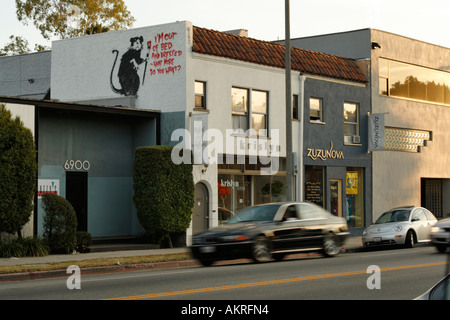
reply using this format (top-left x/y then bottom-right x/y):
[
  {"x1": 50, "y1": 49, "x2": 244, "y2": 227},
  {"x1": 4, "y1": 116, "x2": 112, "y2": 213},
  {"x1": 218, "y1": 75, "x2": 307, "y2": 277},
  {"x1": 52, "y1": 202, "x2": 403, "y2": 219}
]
[
  {"x1": 282, "y1": 205, "x2": 299, "y2": 220},
  {"x1": 423, "y1": 209, "x2": 435, "y2": 220},
  {"x1": 412, "y1": 209, "x2": 426, "y2": 221},
  {"x1": 297, "y1": 204, "x2": 323, "y2": 220}
]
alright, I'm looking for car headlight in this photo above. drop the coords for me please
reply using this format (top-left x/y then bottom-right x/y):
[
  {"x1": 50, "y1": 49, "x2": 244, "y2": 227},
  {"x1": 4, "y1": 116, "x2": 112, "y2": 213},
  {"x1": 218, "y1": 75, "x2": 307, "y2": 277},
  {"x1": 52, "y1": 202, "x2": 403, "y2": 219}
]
[
  {"x1": 430, "y1": 226, "x2": 441, "y2": 233},
  {"x1": 393, "y1": 226, "x2": 403, "y2": 232},
  {"x1": 221, "y1": 235, "x2": 249, "y2": 242}
]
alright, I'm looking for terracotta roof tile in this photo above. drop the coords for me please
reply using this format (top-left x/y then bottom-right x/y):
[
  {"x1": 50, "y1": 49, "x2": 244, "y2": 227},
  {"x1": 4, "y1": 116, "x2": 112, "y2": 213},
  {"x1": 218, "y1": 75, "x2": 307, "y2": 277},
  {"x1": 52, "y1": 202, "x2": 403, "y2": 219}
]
[{"x1": 192, "y1": 26, "x2": 367, "y2": 83}]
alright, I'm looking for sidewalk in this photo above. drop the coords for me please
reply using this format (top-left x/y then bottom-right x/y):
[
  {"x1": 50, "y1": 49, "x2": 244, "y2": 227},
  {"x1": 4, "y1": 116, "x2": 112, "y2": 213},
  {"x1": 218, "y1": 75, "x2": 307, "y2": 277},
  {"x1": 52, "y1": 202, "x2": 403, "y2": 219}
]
[{"x1": 0, "y1": 237, "x2": 363, "y2": 281}]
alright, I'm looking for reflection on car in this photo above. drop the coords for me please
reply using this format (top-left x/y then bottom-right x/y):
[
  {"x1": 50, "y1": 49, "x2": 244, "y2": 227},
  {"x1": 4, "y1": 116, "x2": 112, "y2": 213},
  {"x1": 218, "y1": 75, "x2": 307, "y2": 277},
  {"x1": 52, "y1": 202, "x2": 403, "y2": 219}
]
[
  {"x1": 415, "y1": 273, "x2": 450, "y2": 300},
  {"x1": 430, "y1": 217, "x2": 450, "y2": 253},
  {"x1": 362, "y1": 206, "x2": 437, "y2": 248},
  {"x1": 190, "y1": 202, "x2": 349, "y2": 266}
]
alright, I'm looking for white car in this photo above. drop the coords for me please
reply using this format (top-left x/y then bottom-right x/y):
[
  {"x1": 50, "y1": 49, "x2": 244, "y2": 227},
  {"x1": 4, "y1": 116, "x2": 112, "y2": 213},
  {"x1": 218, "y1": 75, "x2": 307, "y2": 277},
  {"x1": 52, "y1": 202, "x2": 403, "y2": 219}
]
[{"x1": 362, "y1": 206, "x2": 437, "y2": 248}]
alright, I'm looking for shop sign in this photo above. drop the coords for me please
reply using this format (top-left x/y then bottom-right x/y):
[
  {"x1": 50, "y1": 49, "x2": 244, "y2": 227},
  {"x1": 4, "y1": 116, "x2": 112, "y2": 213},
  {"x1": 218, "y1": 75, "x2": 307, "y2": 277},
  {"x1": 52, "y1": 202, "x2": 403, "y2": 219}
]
[
  {"x1": 346, "y1": 172, "x2": 358, "y2": 195},
  {"x1": 307, "y1": 141, "x2": 344, "y2": 161},
  {"x1": 38, "y1": 179, "x2": 59, "y2": 198},
  {"x1": 368, "y1": 113, "x2": 385, "y2": 151}
]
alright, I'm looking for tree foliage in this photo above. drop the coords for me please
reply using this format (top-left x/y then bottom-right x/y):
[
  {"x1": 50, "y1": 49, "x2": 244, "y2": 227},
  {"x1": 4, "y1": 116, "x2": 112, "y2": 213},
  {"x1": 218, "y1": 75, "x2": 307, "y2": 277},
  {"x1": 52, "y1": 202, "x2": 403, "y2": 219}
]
[
  {"x1": 0, "y1": 35, "x2": 47, "y2": 56},
  {"x1": 0, "y1": 104, "x2": 37, "y2": 236},
  {"x1": 15, "y1": 0, "x2": 135, "y2": 40}
]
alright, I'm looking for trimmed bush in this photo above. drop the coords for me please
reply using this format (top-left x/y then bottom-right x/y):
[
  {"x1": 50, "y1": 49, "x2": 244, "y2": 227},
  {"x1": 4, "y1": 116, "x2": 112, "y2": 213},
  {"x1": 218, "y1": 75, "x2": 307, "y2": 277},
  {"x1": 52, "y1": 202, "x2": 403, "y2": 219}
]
[
  {"x1": 76, "y1": 231, "x2": 93, "y2": 253},
  {"x1": 42, "y1": 193, "x2": 78, "y2": 254},
  {"x1": 0, "y1": 105, "x2": 37, "y2": 236},
  {"x1": 133, "y1": 146, "x2": 194, "y2": 247}
]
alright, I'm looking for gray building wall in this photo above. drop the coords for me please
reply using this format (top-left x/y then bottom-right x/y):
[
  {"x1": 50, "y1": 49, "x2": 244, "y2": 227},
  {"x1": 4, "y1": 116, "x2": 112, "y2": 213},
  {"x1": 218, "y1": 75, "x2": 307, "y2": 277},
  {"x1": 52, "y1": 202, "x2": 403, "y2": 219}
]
[
  {"x1": 0, "y1": 51, "x2": 51, "y2": 99},
  {"x1": 37, "y1": 109, "x2": 157, "y2": 237},
  {"x1": 302, "y1": 77, "x2": 372, "y2": 232}
]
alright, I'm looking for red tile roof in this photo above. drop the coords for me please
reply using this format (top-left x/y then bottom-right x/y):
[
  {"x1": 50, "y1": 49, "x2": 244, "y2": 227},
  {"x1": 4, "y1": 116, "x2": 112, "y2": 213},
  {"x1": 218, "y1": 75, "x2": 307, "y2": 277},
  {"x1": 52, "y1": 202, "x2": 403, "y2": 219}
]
[{"x1": 193, "y1": 26, "x2": 367, "y2": 84}]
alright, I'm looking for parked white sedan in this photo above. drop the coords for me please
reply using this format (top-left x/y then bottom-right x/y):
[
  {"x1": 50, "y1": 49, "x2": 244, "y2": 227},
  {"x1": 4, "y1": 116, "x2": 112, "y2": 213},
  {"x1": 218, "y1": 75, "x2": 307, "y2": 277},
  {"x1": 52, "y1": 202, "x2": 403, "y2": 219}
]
[{"x1": 362, "y1": 206, "x2": 438, "y2": 248}]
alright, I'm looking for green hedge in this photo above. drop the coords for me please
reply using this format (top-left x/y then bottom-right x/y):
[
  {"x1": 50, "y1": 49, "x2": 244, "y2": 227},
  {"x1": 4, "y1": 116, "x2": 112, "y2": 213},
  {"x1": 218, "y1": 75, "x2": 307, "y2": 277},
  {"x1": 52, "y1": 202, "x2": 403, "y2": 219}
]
[{"x1": 133, "y1": 146, "x2": 194, "y2": 246}]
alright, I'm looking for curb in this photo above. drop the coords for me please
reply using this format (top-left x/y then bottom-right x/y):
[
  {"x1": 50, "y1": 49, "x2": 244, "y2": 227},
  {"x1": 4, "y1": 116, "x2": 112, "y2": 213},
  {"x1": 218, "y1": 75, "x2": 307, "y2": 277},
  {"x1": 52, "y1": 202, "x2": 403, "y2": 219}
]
[
  {"x1": 0, "y1": 246, "x2": 364, "y2": 282},
  {"x1": 0, "y1": 259, "x2": 200, "y2": 282}
]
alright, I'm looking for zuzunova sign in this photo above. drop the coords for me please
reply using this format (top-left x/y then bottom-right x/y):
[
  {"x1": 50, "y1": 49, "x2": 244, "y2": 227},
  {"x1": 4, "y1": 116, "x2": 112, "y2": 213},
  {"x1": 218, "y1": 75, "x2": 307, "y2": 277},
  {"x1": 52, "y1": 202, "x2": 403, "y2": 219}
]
[{"x1": 307, "y1": 141, "x2": 344, "y2": 161}]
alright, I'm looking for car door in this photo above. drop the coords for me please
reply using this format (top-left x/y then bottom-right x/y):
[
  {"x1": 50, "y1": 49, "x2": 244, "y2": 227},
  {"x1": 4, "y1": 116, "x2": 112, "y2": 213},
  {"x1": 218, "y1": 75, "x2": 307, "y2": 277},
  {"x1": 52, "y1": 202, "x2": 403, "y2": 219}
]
[
  {"x1": 296, "y1": 203, "x2": 327, "y2": 248},
  {"x1": 271, "y1": 204, "x2": 304, "y2": 251},
  {"x1": 411, "y1": 208, "x2": 430, "y2": 241}
]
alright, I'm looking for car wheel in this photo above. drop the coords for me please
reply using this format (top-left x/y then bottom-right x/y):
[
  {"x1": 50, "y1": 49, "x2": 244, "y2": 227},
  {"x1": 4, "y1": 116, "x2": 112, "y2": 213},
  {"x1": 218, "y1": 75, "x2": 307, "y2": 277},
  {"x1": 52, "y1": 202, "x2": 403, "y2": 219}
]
[
  {"x1": 251, "y1": 236, "x2": 272, "y2": 263},
  {"x1": 198, "y1": 258, "x2": 215, "y2": 267},
  {"x1": 322, "y1": 233, "x2": 340, "y2": 257},
  {"x1": 435, "y1": 244, "x2": 447, "y2": 253},
  {"x1": 404, "y1": 230, "x2": 415, "y2": 248}
]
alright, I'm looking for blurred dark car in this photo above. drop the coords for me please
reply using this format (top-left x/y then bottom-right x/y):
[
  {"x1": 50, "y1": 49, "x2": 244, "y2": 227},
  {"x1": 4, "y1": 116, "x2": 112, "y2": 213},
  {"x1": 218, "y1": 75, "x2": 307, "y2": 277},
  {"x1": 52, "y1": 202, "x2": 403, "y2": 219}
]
[
  {"x1": 190, "y1": 202, "x2": 349, "y2": 266},
  {"x1": 430, "y1": 217, "x2": 450, "y2": 253}
]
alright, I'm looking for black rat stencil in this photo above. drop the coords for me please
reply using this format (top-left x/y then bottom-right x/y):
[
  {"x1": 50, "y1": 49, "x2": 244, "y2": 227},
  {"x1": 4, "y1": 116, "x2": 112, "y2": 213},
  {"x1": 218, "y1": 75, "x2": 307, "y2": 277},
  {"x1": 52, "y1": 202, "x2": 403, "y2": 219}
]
[{"x1": 110, "y1": 36, "x2": 150, "y2": 96}]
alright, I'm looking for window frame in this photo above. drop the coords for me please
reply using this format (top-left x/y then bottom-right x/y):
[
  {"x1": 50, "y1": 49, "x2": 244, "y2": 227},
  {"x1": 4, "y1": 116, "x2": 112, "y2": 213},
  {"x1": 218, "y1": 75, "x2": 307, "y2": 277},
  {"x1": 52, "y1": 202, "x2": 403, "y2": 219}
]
[
  {"x1": 343, "y1": 102, "x2": 360, "y2": 144},
  {"x1": 309, "y1": 97, "x2": 323, "y2": 123},
  {"x1": 251, "y1": 89, "x2": 268, "y2": 136},
  {"x1": 231, "y1": 87, "x2": 249, "y2": 132},
  {"x1": 195, "y1": 81, "x2": 207, "y2": 109}
]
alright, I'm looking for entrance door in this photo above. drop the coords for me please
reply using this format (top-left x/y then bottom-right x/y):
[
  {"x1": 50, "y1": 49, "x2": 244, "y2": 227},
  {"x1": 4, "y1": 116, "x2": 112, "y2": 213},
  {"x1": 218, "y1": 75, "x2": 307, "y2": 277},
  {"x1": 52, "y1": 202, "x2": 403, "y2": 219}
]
[
  {"x1": 330, "y1": 179, "x2": 342, "y2": 217},
  {"x1": 66, "y1": 172, "x2": 88, "y2": 232},
  {"x1": 193, "y1": 183, "x2": 209, "y2": 235},
  {"x1": 421, "y1": 178, "x2": 443, "y2": 218}
]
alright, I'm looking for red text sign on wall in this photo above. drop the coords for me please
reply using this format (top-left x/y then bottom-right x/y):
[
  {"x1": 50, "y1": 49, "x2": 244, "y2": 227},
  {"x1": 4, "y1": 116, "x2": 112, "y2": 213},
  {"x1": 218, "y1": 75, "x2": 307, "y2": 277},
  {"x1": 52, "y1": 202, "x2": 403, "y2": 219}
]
[{"x1": 149, "y1": 32, "x2": 183, "y2": 76}]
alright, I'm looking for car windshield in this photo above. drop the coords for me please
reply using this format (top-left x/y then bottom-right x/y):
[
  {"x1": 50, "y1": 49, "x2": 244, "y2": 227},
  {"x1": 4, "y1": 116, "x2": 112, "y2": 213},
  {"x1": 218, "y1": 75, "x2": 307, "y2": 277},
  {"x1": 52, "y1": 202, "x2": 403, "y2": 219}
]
[
  {"x1": 227, "y1": 204, "x2": 281, "y2": 224},
  {"x1": 375, "y1": 210, "x2": 411, "y2": 224}
]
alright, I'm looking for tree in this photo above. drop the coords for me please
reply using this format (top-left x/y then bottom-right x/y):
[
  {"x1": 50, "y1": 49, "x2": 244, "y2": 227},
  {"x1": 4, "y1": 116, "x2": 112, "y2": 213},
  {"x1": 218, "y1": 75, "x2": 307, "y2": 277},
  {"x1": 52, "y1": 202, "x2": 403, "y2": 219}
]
[
  {"x1": 0, "y1": 104, "x2": 37, "y2": 237},
  {"x1": 0, "y1": 35, "x2": 48, "y2": 56},
  {"x1": 133, "y1": 146, "x2": 194, "y2": 248},
  {"x1": 15, "y1": 0, "x2": 135, "y2": 40}
]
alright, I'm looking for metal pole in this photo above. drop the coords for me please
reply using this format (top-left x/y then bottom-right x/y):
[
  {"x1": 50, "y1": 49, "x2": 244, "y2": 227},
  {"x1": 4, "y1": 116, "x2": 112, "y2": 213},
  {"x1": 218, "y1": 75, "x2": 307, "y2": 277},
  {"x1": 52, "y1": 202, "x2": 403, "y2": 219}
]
[{"x1": 285, "y1": 0, "x2": 293, "y2": 201}]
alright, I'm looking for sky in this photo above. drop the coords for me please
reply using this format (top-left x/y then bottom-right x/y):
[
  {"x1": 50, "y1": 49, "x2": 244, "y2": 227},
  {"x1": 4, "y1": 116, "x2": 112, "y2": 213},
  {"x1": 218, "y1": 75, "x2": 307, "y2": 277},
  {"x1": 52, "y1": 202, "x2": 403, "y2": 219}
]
[{"x1": 1, "y1": 0, "x2": 450, "y2": 51}]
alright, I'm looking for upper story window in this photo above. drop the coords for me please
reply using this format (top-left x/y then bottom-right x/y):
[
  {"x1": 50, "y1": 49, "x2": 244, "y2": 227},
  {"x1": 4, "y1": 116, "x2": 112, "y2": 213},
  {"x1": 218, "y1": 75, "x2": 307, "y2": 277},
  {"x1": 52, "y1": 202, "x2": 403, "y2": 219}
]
[
  {"x1": 232, "y1": 87, "x2": 249, "y2": 131},
  {"x1": 292, "y1": 94, "x2": 299, "y2": 120},
  {"x1": 231, "y1": 87, "x2": 269, "y2": 136},
  {"x1": 309, "y1": 97, "x2": 323, "y2": 122},
  {"x1": 344, "y1": 102, "x2": 360, "y2": 144},
  {"x1": 379, "y1": 58, "x2": 450, "y2": 106},
  {"x1": 195, "y1": 81, "x2": 206, "y2": 109},
  {"x1": 251, "y1": 90, "x2": 268, "y2": 136}
]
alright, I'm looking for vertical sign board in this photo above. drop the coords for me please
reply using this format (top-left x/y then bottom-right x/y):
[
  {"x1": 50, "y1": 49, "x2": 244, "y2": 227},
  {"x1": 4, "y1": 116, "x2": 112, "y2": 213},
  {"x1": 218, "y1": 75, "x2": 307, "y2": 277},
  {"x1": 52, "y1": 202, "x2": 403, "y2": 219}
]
[{"x1": 368, "y1": 113, "x2": 385, "y2": 151}]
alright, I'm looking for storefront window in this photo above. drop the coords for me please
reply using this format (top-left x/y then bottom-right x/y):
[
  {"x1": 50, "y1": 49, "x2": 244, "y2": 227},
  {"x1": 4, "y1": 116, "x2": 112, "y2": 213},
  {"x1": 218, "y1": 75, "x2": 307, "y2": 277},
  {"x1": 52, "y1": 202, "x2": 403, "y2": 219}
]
[
  {"x1": 218, "y1": 174, "x2": 251, "y2": 224},
  {"x1": 346, "y1": 167, "x2": 364, "y2": 227},
  {"x1": 254, "y1": 176, "x2": 286, "y2": 205},
  {"x1": 218, "y1": 156, "x2": 286, "y2": 224}
]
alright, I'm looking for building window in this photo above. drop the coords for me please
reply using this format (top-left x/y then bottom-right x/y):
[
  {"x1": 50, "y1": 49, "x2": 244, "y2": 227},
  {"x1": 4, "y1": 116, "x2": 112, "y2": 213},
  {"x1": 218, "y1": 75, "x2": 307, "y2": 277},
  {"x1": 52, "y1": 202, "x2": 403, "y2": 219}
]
[
  {"x1": 379, "y1": 58, "x2": 450, "y2": 106},
  {"x1": 344, "y1": 102, "x2": 360, "y2": 144},
  {"x1": 310, "y1": 97, "x2": 323, "y2": 122},
  {"x1": 232, "y1": 87, "x2": 249, "y2": 131},
  {"x1": 293, "y1": 94, "x2": 299, "y2": 120},
  {"x1": 195, "y1": 81, "x2": 206, "y2": 109},
  {"x1": 251, "y1": 90, "x2": 268, "y2": 136}
]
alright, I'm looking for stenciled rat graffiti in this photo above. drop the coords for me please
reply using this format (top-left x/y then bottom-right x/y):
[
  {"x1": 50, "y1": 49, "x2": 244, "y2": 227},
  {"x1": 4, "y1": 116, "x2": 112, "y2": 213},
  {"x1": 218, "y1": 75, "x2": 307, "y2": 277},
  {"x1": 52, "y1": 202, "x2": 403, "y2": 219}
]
[{"x1": 110, "y1": 36, "x2": 151, "y2": 96}]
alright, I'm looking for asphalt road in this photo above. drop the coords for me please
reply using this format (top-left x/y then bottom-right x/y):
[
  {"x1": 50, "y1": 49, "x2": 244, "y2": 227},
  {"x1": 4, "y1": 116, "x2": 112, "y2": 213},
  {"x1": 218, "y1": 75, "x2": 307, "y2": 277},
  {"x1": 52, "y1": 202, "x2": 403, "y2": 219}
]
[{"x1": 0, "y1": 246, "x2": 448, "y2": 304}]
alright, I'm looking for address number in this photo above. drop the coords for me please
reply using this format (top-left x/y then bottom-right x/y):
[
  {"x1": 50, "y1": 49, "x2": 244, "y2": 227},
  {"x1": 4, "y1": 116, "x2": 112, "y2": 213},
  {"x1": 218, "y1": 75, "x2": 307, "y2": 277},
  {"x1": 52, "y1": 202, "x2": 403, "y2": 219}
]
[{"x1": 64, "y1": 160, "x2": 90, "y2": 171}]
